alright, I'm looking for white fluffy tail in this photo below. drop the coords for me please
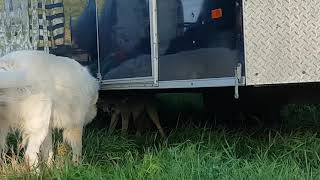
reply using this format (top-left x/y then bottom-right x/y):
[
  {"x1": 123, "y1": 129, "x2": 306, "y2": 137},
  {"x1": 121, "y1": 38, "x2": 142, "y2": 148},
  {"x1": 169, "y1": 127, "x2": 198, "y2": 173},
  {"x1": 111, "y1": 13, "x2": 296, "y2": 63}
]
[
  {"x1": 0, "y1": 70, "x2": 31, "y2": 89},
  {"x1": 0, "y1": 70, "x2": 35, "y2": 103}
]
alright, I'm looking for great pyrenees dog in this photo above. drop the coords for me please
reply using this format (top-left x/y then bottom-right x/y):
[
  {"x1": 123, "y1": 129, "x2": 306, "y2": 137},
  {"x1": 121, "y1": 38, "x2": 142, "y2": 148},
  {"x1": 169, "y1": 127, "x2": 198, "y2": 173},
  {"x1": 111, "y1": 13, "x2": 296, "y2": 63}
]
[{"x1": 0, "y1": 50, "x2": 99, "y2": 168}]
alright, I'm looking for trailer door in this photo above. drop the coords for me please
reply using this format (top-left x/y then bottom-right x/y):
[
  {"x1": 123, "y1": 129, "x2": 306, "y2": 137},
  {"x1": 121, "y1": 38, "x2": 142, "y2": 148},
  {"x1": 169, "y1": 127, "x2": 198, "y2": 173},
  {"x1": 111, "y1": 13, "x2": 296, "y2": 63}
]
[
  {"x1": 97, "y1": 0, "x2": 154, "y2": 84},
  {"x1": 157, "y1": 0, "x2": 244, "y2": 81}
]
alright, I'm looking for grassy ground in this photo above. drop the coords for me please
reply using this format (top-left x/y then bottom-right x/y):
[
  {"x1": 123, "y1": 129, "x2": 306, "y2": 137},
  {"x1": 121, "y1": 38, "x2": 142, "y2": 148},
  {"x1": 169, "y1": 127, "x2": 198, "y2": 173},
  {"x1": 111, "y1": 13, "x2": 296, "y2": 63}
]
[
  {"x1": 1, "y1": 94, "x2": 320, "y2": 179},
  {"x1": 1, "y1": 128, "x2": 320, "y2": 179}
]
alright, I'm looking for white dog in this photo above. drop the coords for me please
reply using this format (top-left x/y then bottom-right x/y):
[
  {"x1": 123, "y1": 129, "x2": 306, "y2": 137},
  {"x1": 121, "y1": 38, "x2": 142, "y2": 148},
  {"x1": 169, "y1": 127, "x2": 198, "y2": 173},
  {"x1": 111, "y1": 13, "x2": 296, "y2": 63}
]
[{"x1": 0, "y1": 50, "x2": 99, "y2": 168}]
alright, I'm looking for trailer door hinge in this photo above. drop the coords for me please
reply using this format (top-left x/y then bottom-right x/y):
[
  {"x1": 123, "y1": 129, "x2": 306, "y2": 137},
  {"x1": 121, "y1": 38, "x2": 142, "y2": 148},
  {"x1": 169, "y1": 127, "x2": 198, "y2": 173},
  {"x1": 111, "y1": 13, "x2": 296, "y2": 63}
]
[{"x1": 234, "y1": 63, "x2": 242, "y2": 99}]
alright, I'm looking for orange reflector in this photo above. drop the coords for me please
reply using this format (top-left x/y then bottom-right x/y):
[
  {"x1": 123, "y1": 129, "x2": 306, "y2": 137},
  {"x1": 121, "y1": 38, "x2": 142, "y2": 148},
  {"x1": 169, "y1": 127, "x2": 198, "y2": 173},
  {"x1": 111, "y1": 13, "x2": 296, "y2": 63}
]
[{"x1": 211, "y1": 8, "x2": 223, "y2": 19}]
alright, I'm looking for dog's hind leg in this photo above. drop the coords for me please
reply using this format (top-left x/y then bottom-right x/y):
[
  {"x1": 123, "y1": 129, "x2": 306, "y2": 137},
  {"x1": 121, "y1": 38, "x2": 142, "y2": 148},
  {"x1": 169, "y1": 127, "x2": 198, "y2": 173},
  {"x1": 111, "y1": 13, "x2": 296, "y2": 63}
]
[
  {"x1": 0, "y1": 127, "x2": 9, "y2": 161},
  {"x1": 40, "y1": 128, "x2": 53, "y2": 167},
  {"x1": 121, "y1": 110, "x2": 130, "y2": 135},
  {"x1": 108, "y1": 108, "x2": 120, "y2": 134},
  {"x1": 23, "y1": 96, "x2": 52, "y2": 169},
  {"x1": 146, "y1": 106, "x2": 165, "y2": 138},
  {"x1": 63, "y1": 128, "x2": 83, "y2": 163}
]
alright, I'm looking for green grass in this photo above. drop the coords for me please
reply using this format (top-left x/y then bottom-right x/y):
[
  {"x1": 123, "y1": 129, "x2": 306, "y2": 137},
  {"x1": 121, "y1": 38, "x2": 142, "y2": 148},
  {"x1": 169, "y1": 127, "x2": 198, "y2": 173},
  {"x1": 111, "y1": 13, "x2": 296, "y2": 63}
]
[
  {"x1": 282, "y1": 104, "x2": 320, "y2": 129},
  {"x1": 1, "y1": 128, "x2": 320, "y2": 179},
  {"x1": 1, "y1": 94, "x2": 320, "y2": 179}
]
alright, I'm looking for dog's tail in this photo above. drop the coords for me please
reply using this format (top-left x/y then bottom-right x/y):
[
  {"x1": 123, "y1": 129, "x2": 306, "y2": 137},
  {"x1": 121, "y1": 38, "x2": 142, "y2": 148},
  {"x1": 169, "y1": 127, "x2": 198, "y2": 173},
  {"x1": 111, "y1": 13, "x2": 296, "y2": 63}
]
[
  {"x1": 0, "y1": 70, "x2": 32, "y2": 89},
  {"x1": 0, "y1": 70, "x2": 36, "y2": 103}
]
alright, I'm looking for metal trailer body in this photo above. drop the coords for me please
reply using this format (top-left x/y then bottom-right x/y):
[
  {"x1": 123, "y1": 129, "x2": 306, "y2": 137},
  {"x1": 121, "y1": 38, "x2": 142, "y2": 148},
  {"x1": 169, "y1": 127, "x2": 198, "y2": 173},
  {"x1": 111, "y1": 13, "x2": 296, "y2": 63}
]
[
  {"x1": 243, "y1": 0, "x2": 320, "y2": 86},
  {"x1": 99, "y1": 0, "x2": 245, "y2": 93},
  {"x1": 96, "y1": 0, "x2": 320, "y2": 98},
  {"x1": 1, "y1": 0, "x2": 320, "y2": 99}
]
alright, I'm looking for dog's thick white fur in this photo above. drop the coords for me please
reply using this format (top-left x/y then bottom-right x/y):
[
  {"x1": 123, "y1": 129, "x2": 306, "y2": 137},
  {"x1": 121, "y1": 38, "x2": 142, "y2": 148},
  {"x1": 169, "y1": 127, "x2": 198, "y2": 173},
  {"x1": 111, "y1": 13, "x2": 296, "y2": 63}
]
[{"x1": 0, "y1": 50, "x2": 99, "y2": 167}]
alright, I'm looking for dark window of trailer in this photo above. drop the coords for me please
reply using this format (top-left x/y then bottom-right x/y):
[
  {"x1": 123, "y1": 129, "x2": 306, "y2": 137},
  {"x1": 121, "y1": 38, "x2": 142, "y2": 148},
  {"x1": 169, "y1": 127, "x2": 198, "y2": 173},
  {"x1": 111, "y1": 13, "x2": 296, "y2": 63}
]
[
  {"x1": 158, "y1": 0, "x2": 244, "y2": 81},
  {"x1": 97, "y1": 0, "x2": 152, "y2": 80}
]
